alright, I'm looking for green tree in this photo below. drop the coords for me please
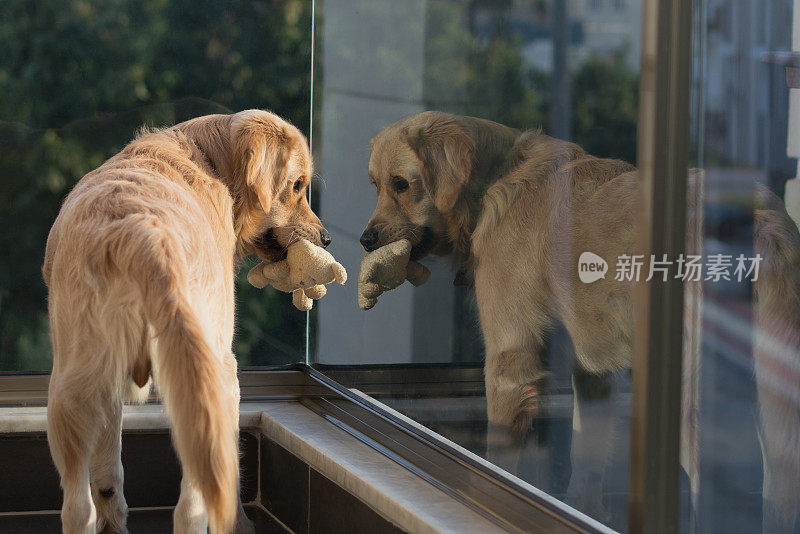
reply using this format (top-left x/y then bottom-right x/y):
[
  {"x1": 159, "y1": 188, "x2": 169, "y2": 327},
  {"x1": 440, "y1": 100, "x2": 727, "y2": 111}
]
[
  {"x1": 0, "y1": 0, "x2": 312, "y2": 371},
  {"x1": 571, "y1": 52, "x2": 639, "y2": 164}
]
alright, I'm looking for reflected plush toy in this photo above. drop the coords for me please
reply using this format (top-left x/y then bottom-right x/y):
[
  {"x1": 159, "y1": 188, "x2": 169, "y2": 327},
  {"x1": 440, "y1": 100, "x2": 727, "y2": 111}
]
[
  {"x1": 358, "y1": 239, "x2": 431, "y2": 310},
  {"x1": 247, "y1": 239, "x2": 347, "y2": 311}
]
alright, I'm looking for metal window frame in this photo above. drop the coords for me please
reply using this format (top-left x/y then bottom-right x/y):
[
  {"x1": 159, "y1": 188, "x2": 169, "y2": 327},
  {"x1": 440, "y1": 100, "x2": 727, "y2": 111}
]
[{"x1": 629, "y1": 0, "x2": 692, "y2": 533}]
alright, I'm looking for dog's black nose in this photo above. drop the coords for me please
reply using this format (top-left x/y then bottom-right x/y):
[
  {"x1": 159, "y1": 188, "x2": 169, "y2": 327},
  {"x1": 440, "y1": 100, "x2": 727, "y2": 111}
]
[
  {"x1": 319, "y1": 229, "x2": 332, "y2": 248},
  {"x1": 360, "y1": 228, "x2": 379, "y2": 251}
]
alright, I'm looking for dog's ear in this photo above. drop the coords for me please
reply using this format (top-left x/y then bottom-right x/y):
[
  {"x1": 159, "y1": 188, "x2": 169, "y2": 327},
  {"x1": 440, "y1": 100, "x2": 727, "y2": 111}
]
[
  {"x1": 406, "y1": 115, "x2": 475, "y2": 212},
  {"x1": 231, "y1": 112, "x2": 293, "y2": 215}
]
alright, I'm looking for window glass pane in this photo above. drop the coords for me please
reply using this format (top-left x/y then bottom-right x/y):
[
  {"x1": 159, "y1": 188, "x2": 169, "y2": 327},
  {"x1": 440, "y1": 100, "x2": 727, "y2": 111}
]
[
  {"x1": 0, "y1": 0, "x2": 312, "y2": 371},
  {"x1": 311, "y1": 0, "x2": 642, "y2": 529},
  {"x1": 685, "y1": 1, "x2": 800, "y2": 532}
]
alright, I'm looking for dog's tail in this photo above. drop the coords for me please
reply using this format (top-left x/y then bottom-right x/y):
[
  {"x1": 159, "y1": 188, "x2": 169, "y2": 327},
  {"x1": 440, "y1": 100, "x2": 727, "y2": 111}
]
[{"x1": 94, "y1": 213, "x2": 239, "y2": 534}]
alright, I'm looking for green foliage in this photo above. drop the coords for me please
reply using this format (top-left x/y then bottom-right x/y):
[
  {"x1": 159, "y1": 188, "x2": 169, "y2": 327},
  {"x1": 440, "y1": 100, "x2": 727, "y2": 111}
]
[
  {"x1": 465, "y1": 37, "x2": 551, "y2": 130},
  {"x1": 0, "y1": 0, "x2": 311, "y2": 131},
  {"x1": 0, "y1": 0, "x2": 311, "y2": 371},
  {"x1": 571, "y1": 52, "x2": 639, "y2": 163},
  {"x1": 424, "y1": 0, "x2": 549, "y2": 130},
  {"x1": 423, "y1": 1, "x2": 637, "y2": 159}
]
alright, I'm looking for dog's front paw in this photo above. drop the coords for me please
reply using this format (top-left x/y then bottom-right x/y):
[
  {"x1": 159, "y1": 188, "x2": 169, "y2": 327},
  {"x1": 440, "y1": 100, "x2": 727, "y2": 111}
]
[{"x1": 511, "y1": 384, "x2": 541, "y2": 436}]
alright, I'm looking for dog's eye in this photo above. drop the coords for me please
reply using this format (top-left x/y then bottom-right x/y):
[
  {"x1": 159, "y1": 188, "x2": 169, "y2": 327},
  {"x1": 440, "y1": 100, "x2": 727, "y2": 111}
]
[
  {"x1": 293, "y1": 180, "x2": 303, "y2": 193},
  {"x1": 393, "y1": 177, "x2": 409, "y2": 193}
]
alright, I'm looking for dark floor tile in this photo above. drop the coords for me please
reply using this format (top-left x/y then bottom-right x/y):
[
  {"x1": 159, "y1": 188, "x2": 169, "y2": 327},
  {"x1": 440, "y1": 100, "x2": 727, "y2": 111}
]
[
  {"x1": 121, "y1": 432, "x2": 182, "y2": 508},
  {"x1": 0, "y1": 434, "x2": 62, "y2": 512},
  {"x1": 127, "y1": 508, "x2": 174, "y2": 533},
  {"x1": 122, "y1": 431, "x2": 261, "y2": 508},
  {"x1": 247, "y1": 505, "x2": 292, "y2": 534},
  {"x1": 0, "y1": 512, "x2": 61, "y2": 533},
  {"x1": 0, "y1": 510, "x2": 170, "y2": 534},
  {"x1": 260, "y1": 439, "x2": 309, "y2": 534},
  {"x1": 0, "y1": 505, "x2": 287, "y2": 534},
  {"x1": 309, "y1": 469, "x2": 406, "y2": 534},
  {"x1": 240, "y1": 431, "x2": 259, "y2": 503},
  {"x1": 126, "y1": 506, "x2": 289, "y2": 533}
]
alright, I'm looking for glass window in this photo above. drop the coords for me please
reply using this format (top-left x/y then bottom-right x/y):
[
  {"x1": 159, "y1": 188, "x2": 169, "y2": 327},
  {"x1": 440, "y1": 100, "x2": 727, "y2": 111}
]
[
  {"x1": 685, "y1": 1, "x2": 800, "y2": 532},
  {"x1": 311, "y1": 0, "x2": 641, "y2": 530},
  {"x1": 0, "y1": 0, "x2": 312, "y2": 371}
]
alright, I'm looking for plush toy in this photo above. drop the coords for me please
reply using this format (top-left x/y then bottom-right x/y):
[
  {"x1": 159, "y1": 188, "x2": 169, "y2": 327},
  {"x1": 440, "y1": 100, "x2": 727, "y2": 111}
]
[
  {"x1": 247, "y1": 238, "x2": 347, "y2": 311},
  {"x1": 358, "y1": 239, "x2": 431, "y2": 310}
]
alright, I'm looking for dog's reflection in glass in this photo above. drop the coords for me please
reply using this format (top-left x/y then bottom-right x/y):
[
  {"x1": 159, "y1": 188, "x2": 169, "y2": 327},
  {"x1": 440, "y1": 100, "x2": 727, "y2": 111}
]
[{"x1": 360, "y1": 111, "x2": 800, "y2": 530}]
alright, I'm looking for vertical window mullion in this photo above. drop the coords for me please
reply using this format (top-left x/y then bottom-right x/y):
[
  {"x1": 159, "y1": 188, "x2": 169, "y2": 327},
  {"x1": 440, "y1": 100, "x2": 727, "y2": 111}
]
[{"x1": 629, "y1": 0, "x2": 693, "y2": 532}]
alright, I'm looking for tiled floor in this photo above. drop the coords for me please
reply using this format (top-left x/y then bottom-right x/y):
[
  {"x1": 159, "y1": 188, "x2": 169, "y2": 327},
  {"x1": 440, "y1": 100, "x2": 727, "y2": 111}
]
[{"x1": 0, "y1": 505, "x2": 287, "y2": 533}]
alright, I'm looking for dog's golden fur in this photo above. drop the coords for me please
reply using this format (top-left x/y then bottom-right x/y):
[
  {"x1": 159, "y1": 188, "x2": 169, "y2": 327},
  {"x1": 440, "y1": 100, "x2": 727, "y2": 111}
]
[
  {"x1": 365, "y1": 111, "x2": 800, "y2": 528},
  {"x1": 43, "y1": 110, "x2": 324, "y2": 534}
]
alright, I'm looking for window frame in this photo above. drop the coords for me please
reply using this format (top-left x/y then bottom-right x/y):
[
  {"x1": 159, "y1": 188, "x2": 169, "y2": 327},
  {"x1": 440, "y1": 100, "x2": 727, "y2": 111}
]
[{"x1": 628, "y1": 0, "x2": 692, "y2": 532}]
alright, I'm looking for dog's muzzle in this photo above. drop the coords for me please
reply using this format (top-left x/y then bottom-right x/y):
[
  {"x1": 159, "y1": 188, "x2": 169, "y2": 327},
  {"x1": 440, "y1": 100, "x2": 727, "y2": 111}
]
[{"x1": 360, "y1": 228, "x2": 379, "y2": 251}]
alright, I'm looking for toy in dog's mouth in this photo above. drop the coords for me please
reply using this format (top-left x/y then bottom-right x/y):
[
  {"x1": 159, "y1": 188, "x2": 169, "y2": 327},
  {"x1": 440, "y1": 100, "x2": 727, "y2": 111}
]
[
  {"x1": 254, "y1": 230, "x2": 288, "y2": 263},
  {"x1": 410, "y1": 226, "x2": 436, "y2": 261}
]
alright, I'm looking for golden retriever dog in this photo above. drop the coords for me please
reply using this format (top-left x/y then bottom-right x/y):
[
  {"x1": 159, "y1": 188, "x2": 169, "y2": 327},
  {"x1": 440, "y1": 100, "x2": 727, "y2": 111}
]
[
  {"x1": 43, "y1": 109, "x2": 328, "y2": 534},
  {"x1": 363, "y1": 111, "x2": 800, "y2": 530}
]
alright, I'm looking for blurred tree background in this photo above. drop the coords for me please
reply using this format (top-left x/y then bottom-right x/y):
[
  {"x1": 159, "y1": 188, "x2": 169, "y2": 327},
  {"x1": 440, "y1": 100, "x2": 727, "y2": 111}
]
[
  {"x1": 0, "y1": 0, "x2": 312, "y2": 370},
  {"x1": 423, "y1": 0, "x2": 638, "y2": 163},
  {"x1": 0, "y1": 0, "x2": 637, "y2": 371}
]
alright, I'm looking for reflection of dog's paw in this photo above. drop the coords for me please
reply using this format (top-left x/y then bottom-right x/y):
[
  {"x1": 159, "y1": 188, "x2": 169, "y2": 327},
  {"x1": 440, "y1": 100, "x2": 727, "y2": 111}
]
[{"x1": 510, "y1": 385, "x2": 540, "y2": 435}]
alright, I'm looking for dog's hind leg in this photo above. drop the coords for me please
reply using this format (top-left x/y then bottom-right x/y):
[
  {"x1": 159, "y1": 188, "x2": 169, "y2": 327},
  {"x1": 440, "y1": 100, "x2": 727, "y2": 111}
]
[
  {"x1": 565, "y1": 370, "x2": 618, "y2": 523},
  {"x1": 559, "y1": 293, "x2": 631, "y2": 523},
  {"x1": 172, "y1": 351, "x2": 255, "y2": 534},
  {"x1": 223, "y1": 352, "x2": 256, "y2": 534},
  {"x1": 48, "y1": 377, "x2": 102, "y2": 534},
  {"x1": 90, "y1": 397, "x2": 128, "y2": 534},
  {"x1": 174, "y1": 477, "x2": 209, "y2": 534}
]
